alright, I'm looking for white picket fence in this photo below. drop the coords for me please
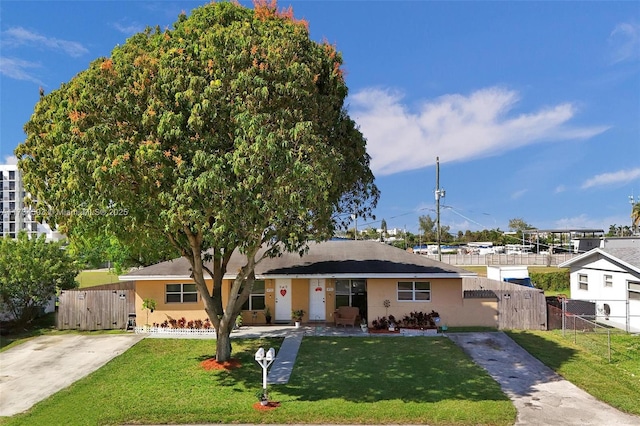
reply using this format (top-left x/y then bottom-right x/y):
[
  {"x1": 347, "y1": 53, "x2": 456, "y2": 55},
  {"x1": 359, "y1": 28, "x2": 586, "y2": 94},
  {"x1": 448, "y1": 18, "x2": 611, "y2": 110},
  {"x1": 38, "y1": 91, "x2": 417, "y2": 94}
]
[{"x1": 134, "y1": 326, "x2": 217, "y2": 336}]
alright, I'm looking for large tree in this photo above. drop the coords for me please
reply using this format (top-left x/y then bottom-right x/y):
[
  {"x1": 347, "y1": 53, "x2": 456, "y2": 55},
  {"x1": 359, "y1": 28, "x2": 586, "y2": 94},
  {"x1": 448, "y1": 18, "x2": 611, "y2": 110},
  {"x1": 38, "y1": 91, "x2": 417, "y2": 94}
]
[
  {"x1": 0, "y1": 232, "x2": 79, "y2": 325},
  {"x1": 17, "y1": 1, "x2": 378, "y2": 361},
  {"x1": 508, "y1": 217, "x2": 535, "y2": 233}
]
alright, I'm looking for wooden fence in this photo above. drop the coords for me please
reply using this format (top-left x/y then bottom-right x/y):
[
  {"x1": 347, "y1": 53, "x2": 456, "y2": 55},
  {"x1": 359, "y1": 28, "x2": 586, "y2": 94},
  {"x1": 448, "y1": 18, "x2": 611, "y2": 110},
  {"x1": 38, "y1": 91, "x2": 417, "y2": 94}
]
[
  {"x1": 57, "y1": 288, "x2": 135, "y2": 331},
  {"x1": 463, "y1": 277, "x2": 547, "y2": 330}
]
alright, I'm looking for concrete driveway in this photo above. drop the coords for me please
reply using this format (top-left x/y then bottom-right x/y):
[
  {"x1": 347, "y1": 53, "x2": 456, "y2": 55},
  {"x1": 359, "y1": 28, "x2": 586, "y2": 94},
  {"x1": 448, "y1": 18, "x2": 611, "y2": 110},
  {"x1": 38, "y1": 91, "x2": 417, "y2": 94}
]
[
  {"x1": 0, "y1": 333, "x2": 145, "y2": 417},
  {"x1": 448, "y1": 332, "x2": 639, "y2": 426}
]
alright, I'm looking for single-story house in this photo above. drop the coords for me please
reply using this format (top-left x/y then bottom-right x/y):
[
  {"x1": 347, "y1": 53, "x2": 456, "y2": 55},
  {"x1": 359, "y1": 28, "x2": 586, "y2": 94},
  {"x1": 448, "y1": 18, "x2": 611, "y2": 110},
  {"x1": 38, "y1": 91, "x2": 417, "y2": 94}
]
[
  {"x1": 559, "y1": 247, "x2": 640, "y2": 332},
  {"x1": 120, "y1": 240, "x2": 502, "y2": 328}
]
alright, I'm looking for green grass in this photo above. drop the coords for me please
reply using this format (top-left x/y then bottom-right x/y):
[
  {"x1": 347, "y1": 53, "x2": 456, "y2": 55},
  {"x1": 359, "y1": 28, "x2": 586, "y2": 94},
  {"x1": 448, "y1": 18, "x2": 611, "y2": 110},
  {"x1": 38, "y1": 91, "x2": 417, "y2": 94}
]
[
  {"x1": 506, "y1": 330, "x2": 640, "y2": 416},
  {"x1": 460, "y1": 265, "x2": 487, "y2": 276},
  {"x1": 528, "y1": 266, "x2": 565, "y2": 274},
  {"x1": 2, "y1": 337, "x2": 516, "y2": 426},
  {"x1": 544, "y1": 289, "x2": 570, "y2": 297},
  {"x1": 75, "y1": 270, "x2": 121, "y2": 288}
]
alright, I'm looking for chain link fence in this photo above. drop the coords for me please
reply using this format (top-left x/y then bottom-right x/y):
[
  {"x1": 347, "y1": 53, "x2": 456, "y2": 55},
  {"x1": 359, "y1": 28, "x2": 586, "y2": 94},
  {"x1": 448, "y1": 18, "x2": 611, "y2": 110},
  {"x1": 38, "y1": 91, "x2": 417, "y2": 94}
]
[{"x1": 547, "y1": 298, "x2": 638, "y2": 363}]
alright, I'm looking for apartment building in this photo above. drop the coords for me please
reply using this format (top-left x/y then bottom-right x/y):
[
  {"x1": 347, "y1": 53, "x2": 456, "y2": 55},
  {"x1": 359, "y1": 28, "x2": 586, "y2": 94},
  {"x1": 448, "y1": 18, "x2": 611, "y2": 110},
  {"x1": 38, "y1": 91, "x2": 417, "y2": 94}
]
[{"x1": 0, "y1": 164, "x2": 63, "y2": 241}]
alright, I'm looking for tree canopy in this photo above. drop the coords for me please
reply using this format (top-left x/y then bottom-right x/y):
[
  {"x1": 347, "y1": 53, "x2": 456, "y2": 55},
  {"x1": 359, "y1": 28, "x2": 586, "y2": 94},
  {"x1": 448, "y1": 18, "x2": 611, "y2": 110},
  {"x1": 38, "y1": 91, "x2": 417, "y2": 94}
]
[
  {"x1": 508, "y1": 218, "x2": 535, "y2": 233},
  {"x1": 17, "y1": 1, "x2": 378, "y2": 360},
  {"x1": 0, "y1": 232, "x2": 79, "y2": 325}
]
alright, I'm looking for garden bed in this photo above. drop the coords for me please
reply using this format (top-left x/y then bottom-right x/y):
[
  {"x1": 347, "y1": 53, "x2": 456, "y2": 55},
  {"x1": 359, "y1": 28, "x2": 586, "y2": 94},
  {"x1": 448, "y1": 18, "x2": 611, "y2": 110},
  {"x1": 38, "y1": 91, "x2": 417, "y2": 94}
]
[{"x1": 400, "y1": 328, "x2": 438, "y2": 336}]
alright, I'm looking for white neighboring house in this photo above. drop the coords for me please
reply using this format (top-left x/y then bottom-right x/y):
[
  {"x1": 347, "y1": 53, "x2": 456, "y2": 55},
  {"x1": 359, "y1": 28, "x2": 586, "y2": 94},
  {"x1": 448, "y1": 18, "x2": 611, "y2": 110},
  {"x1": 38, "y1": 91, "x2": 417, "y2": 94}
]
[{"x1": 559, "y1": 247, "x2": 640, "y2": 333}]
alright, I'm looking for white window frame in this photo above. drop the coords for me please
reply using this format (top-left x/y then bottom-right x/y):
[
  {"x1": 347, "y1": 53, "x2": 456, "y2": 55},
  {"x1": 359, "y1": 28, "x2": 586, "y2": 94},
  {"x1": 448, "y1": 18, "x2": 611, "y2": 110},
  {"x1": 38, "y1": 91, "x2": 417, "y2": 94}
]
[
  {"x1": 578, "y1": 274, "x2": 588, "y2": 291},
  {"x1": 397, "y1": 281, "x2": 431, "y2": 302},
  {"x1": 603, "y1": 274, "x2": 613, "y2": 288},
  {"x1": 165, "y1": 283, "x2": 198, "y2": 303},
  {"x1": 628, "y1": 281, "x2": 640, "y2": 301}
]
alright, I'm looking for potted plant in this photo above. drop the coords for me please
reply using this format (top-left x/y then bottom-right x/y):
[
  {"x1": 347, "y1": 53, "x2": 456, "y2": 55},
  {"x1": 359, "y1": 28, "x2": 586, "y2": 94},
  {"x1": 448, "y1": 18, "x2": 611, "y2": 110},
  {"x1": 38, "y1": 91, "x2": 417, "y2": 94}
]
[
  {"x1": 291, "y1": 309, "x2": 305, "y2": 327},
  {"x1": 255, "y1": 389, "x2": 268, "y2": 406},
  {"x1": 264, "y1": 306, "x2": 272, "y2": 324},
  {"x1": 388, "y1": 314, "x2": 397, "y2": 331}
]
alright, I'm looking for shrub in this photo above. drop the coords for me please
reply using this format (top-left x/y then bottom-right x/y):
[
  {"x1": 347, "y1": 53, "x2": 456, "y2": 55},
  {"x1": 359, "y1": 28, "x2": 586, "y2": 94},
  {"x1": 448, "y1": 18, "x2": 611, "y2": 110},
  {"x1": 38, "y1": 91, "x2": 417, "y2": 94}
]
[
  {"x1": 531, "y1": 270, "x2": 569, "y2": 291},
  {"x1": 371, "y1": 317, "x2": 389, "y2": 330},
  {"x1": 400, "y1": 310, "x2": 440, "y2": 328}
]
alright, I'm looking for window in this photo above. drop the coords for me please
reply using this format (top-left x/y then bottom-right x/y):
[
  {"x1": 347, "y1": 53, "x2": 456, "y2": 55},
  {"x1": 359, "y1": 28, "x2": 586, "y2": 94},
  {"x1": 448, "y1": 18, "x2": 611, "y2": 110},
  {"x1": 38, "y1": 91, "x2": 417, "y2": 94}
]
[
  {"x1": 8, "y1": 171, "x2": 15, "y2": 180},
  {"x1": 628, "y1": 281, "x2": 640, "y2": 301},
  {"x1": 603, "y1": 274, "x2": 613, "y2": 288},
  {"x1": 578, "y1": 274, "x2": 588, "y2": 291},
  {"x1": 397, "y1": 281, "x2": 431, "y2": 301},
  {"x1": 335, "y1": 279, "x2": 366, "y2": 308},
  {"x1": 165, "y1": 283, "x2": 198, "y2": 303},
  {"x1": 240, "y1": 280, "x2": 265, "y2": 310}
]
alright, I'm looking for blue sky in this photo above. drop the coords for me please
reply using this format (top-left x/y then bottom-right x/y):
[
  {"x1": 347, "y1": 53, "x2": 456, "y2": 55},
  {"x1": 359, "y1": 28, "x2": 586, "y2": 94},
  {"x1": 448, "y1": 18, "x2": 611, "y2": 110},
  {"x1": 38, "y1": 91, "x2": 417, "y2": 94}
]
[{"x1": 1, "y1": 1, "x2": 639, "y2": 235}]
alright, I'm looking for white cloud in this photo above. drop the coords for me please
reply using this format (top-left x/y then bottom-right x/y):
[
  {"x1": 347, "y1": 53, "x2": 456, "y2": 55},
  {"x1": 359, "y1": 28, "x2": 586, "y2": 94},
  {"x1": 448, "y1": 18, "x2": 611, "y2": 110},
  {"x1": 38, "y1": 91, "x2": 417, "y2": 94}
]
[
  {"x1": 0, "y1": 57, "x2": 43, "y2": 85},
  {"x1": 555, "y1": 185, "x2": 566, "y2": 194},
  {"x1": 581, "y1": 168, "x2": 640, "y2": 189},
  {"x1": 554, "y1": 213, "x2": 628, "y2": 232},
  {"x1": 4, "y1": 156, "x2": 18, "y2": 165},
  {"x1": 511, "y1": 189, "x2": 528, "y2": 200},
  {"x1": 2, "y1": 27, "x2": 88, "y2": 57},
  {"x1": 112, "y1": 21, "x2": 145, "y2": 35},
  {"x1": 609, "y1": 22, "x2": 640, "y2": 64},
  {"x1": 350, "y1": 87, "x2": 609, "y2": 176}
]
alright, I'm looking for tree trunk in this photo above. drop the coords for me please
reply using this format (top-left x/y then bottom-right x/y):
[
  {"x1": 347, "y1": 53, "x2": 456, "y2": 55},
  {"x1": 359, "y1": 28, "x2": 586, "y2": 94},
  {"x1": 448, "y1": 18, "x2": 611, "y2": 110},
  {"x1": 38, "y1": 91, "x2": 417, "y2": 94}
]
[{"x1": 216, "y1": 318, "x2": 233, "y2": 362}]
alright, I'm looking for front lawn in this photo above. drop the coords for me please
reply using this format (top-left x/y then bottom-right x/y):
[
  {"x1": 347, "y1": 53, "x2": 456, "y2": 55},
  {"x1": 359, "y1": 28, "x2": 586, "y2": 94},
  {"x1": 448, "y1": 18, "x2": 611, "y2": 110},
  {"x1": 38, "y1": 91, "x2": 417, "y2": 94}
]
[
  {"x1": 2, "y1": 337, "x2": 516, "y2": 426},
  {"x1": 507, "y1": 330, "x2": 640, "y2": 416},
  {"x1": 75, "y1": 270, "x2": 121, "y2": 288}
]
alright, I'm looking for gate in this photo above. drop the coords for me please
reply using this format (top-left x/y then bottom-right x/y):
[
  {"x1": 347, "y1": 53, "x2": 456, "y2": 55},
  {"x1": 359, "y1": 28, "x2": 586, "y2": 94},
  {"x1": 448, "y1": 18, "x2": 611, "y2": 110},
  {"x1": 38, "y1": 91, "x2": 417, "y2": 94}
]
[{"x1": 57, "y1": 289, "x2": 135, "y2": 331}]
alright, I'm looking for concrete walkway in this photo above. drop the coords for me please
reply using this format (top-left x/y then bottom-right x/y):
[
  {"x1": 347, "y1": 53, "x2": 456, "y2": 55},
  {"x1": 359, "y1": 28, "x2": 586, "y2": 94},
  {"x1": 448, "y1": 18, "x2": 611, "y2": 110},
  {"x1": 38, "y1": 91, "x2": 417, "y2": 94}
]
[
  {"x1": 268, "y1": 333, "x2": 303, "y2": 384},
  {"x1": 0, "y1": 334, "x2": 145, "y2": 417},
  {"x1": 448, "y1": 332, "x2": 639, "y2": 426}
]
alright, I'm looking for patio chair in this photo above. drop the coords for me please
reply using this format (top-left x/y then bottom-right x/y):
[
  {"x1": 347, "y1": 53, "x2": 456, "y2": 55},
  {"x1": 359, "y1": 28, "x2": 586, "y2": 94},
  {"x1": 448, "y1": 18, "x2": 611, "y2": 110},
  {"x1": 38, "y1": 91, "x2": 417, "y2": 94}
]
[{"x1": 334, "y1": 306, "x2": 359, "y2": 327}]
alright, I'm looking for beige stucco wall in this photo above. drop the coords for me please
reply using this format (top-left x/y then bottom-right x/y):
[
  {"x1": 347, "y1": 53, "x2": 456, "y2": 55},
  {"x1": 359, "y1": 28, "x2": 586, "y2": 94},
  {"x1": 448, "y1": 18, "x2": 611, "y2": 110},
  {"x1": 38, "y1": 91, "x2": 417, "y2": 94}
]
[
  {"x1": 135, "y1": 276, "x2": 496, "y2": 328},
  {"x1": 136, "y1": 278, "x2": 278, "y2": 326},
  {"x1": 135, "y1": 279, "x2": 213, "y2": 326},
  {"x1": 366, "y1": 278, "x2": 496, "y2": 327}
]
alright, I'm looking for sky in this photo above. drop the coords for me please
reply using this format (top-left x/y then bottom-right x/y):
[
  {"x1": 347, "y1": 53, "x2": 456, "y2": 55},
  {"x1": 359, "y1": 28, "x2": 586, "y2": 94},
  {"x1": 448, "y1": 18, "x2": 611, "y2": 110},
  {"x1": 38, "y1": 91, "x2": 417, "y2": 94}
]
[{"x1": 1, "y1": 1, "x2": 639, "y2": 236}]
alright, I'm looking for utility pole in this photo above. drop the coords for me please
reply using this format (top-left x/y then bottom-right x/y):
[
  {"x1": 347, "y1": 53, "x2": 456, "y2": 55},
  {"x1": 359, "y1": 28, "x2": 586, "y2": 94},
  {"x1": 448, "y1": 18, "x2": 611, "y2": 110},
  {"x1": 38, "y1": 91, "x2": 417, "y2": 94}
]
[
  {"x1": 435, "y1": 157, "x2": 445, "y2": 262},
  {"x1": 351, "y1": 214, "x2": 357, "y2": 240},
  {"x1": 630, "y1": 194, "x2": 636, "y2": 236}
]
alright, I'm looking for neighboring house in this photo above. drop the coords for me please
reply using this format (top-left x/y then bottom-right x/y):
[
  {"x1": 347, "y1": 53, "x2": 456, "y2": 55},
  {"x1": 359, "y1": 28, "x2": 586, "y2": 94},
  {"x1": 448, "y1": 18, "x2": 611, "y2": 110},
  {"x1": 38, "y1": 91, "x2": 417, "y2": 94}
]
[
  {"x1": 120, "y1": 240, "x2": 500, "y2": 328},
  {"x1": 559, "y1": 247, "x2": 640, "y2": 332}
]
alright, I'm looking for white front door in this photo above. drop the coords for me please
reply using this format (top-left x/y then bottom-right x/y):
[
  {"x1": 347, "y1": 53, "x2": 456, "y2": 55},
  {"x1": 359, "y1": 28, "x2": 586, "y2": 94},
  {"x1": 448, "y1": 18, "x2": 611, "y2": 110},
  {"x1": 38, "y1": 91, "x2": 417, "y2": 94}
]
[
  {"x1": 309, "y1": 279, "x2": 326, "y2": 321},
  {"x1": 275, "y1": 279, "x2": 292, "y2": 322}
]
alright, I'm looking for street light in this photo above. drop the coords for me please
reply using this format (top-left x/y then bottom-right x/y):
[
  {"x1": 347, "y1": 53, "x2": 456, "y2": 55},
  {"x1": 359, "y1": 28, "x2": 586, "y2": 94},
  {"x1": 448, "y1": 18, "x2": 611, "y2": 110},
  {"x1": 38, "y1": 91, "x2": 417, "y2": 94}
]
[{"x1": 255, "y1": 347, "x2": 276, "y2": 403}]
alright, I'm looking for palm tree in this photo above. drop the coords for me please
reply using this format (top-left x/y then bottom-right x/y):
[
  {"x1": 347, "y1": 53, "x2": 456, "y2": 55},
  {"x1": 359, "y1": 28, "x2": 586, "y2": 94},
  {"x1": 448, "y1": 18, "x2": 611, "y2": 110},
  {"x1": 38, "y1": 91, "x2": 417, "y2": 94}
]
[{"x1": 632, "y1": 202, "x2": 640, "y2": 235}]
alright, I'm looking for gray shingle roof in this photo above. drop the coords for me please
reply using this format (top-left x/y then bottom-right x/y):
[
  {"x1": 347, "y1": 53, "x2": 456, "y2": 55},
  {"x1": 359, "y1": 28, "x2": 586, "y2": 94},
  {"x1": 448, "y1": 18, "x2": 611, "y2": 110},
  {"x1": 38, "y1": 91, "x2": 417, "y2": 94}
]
[
  {"x1": 601, "y1": 247, "x2": 640, "y2": 271},
  {"x1": 123, "y1": 240, "x2": 475, "y2": 279}
]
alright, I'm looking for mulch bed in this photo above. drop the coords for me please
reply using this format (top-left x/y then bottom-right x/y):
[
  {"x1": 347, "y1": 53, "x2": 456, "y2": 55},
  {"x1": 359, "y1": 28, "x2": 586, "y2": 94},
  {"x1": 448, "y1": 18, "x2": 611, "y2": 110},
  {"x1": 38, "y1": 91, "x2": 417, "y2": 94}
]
[
  {"x1": 253, "y1": 401, "x2": 281, "y2": 410},
  {"x1": 200, "y1": 357, "x2": 242, "y2": 371},
  {"x1": 368, "y1": 328, "x2": 400, "y2": 334}
]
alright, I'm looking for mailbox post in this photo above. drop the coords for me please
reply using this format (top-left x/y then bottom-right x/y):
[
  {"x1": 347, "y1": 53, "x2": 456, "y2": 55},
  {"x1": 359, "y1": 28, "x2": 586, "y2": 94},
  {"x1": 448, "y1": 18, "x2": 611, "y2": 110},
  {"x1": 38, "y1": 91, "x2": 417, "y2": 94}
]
[{"x1": 254, "y1": 347, "x2": 276, "y2": 401}]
